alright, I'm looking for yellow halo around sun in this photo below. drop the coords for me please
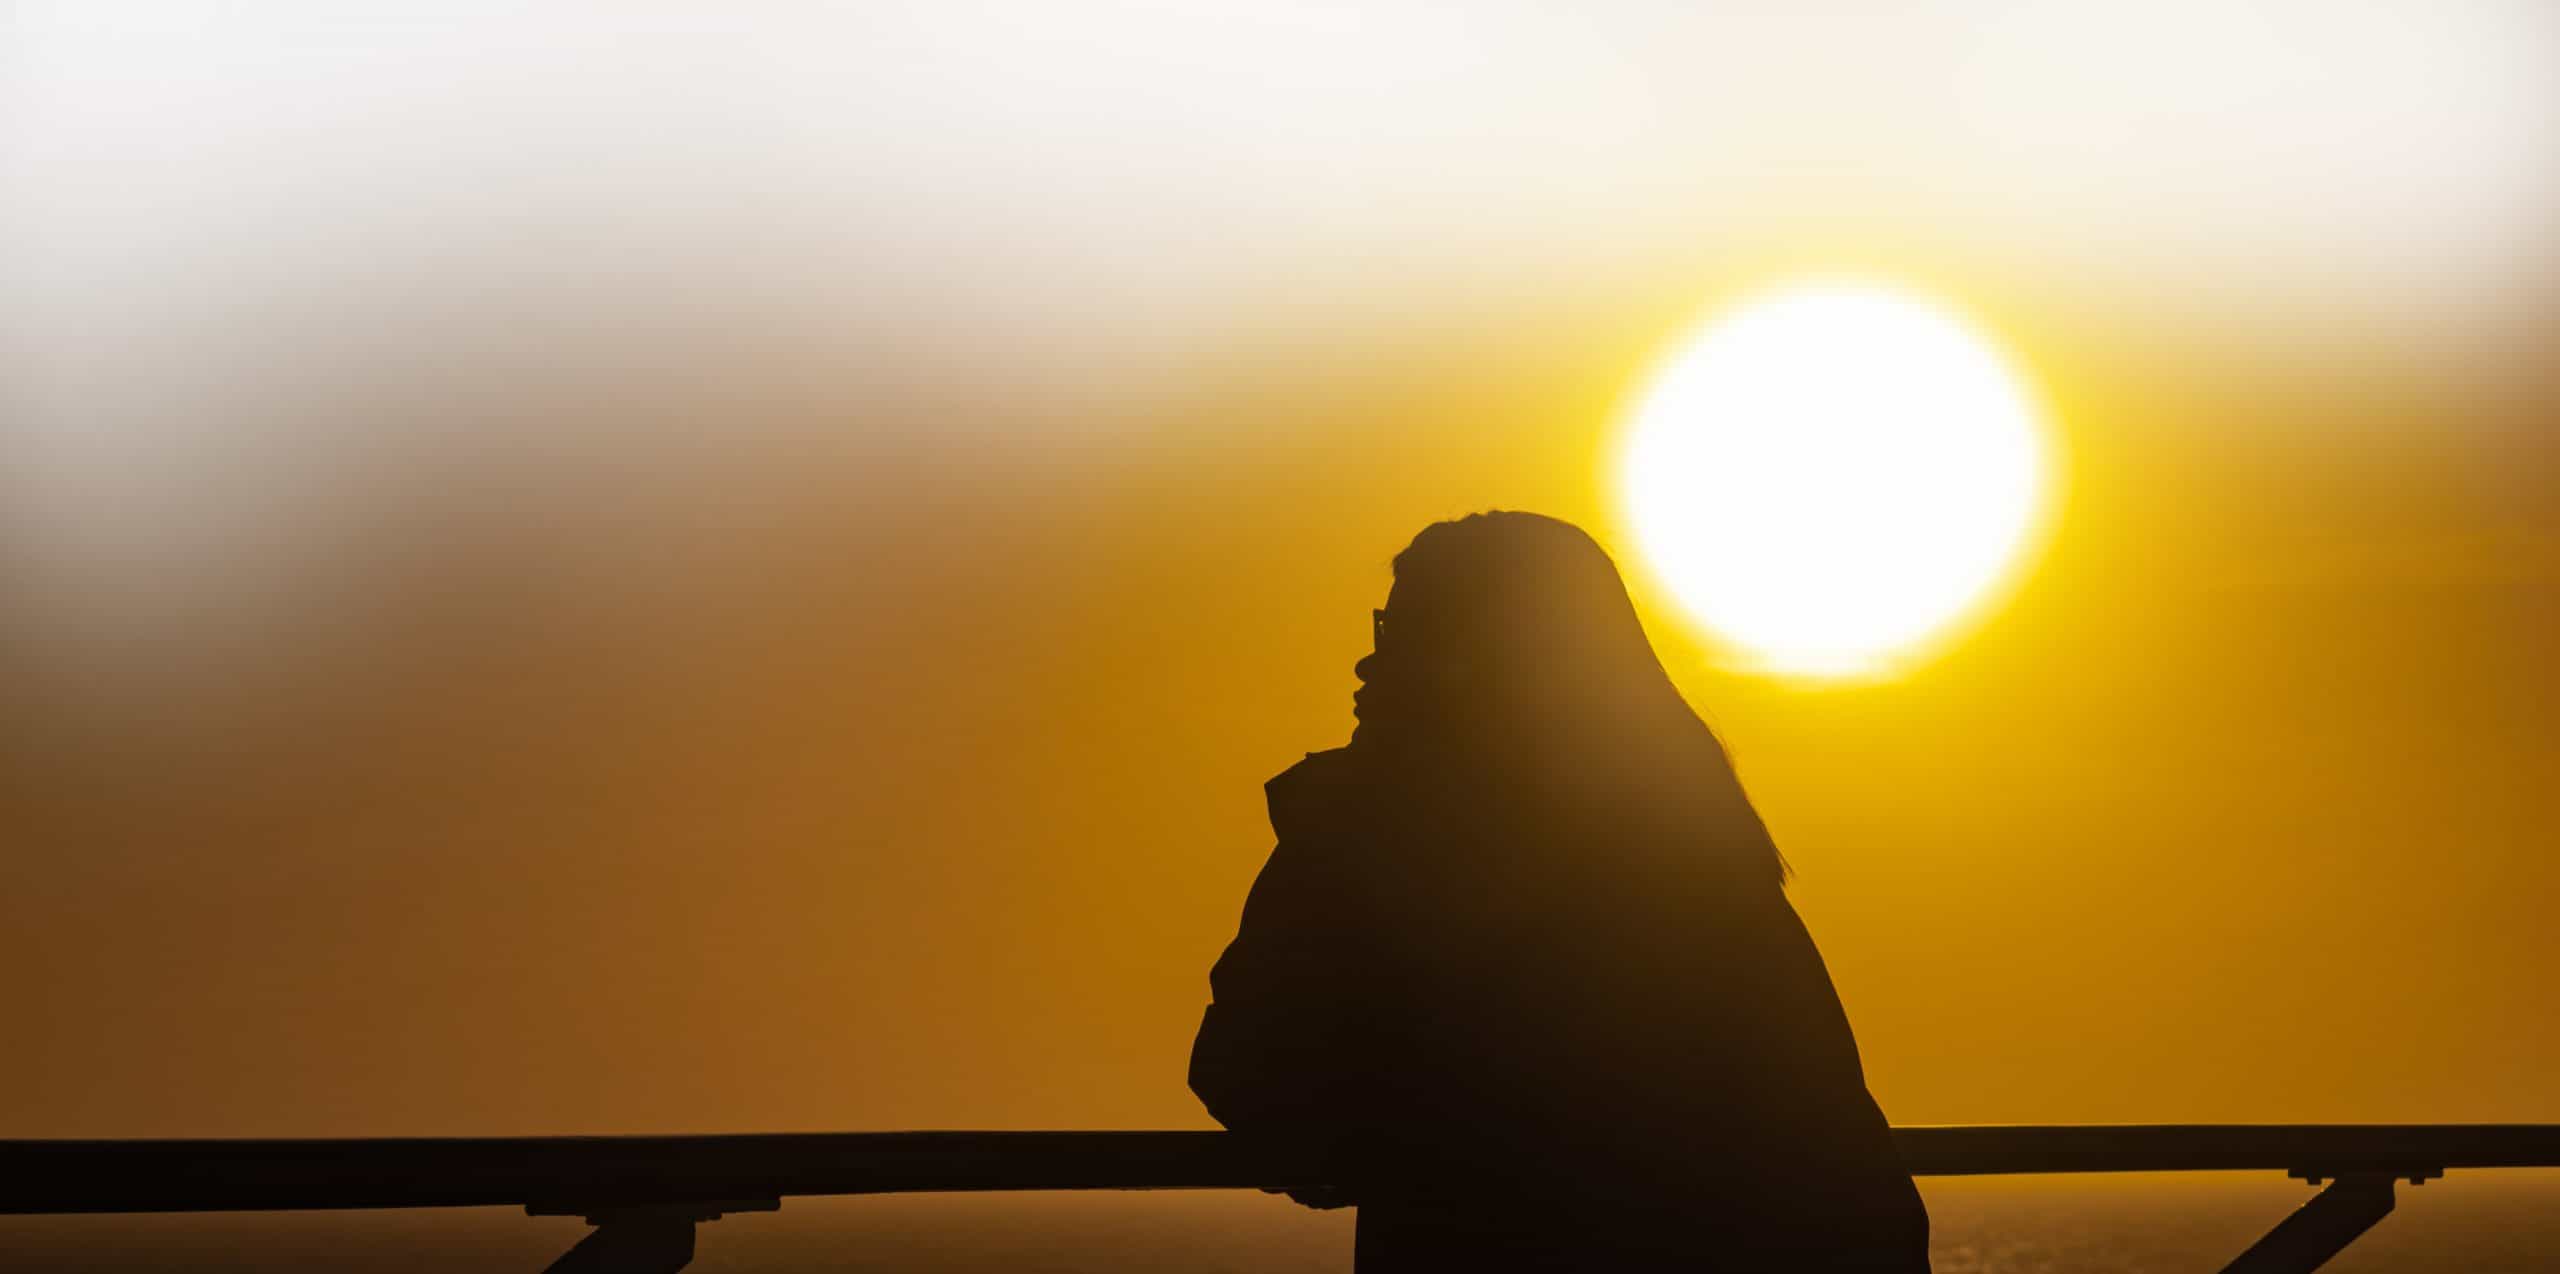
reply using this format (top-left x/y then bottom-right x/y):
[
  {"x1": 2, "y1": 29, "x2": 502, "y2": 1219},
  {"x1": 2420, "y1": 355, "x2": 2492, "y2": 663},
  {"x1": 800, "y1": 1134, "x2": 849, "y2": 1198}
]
[{"x1": 1618, "y1": 281, "x2": 2054, "y2": 678}]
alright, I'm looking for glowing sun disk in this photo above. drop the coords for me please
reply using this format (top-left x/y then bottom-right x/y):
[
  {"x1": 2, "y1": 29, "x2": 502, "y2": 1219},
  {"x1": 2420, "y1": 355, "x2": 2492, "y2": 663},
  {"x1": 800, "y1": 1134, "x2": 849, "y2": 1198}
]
[{"x1": 1619, "y1": 282, "x2": 2051, "y2": 677}]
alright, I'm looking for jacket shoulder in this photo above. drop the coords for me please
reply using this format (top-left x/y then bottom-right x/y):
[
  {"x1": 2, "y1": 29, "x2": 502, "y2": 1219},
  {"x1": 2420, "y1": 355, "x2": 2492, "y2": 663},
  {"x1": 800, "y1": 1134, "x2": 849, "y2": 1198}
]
[
  {"x1": 1263, "y1": 747, "x2": 1365, "y2": 833},
  {"x1": 1266, "y1": 746, "x2": 1357, "y2": 793}
]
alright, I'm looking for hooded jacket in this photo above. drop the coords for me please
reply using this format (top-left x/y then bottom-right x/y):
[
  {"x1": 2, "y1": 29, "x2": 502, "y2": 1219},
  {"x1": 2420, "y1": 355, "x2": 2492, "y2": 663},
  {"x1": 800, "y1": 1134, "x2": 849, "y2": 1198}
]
[{"x1": 1190, "y1": 746, "x2": 1931, "y2": 1272}]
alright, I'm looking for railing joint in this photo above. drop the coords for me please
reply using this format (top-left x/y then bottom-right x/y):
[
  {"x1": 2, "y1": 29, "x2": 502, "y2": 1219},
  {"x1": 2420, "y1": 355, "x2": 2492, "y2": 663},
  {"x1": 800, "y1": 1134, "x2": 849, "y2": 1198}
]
[
  {"x1": 527, "y1": 1198, "x2": 778, "y2": 1274},
  {"x1": 2289, "y1": 1165, "x2": 2441, "y2": 1187}
]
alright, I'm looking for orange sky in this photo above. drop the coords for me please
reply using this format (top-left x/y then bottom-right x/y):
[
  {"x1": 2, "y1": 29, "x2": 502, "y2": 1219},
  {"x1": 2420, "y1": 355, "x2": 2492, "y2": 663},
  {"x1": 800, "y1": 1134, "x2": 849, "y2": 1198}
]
[
  {"x1": 4, "y1": 3, "x2": 2557, "y2": 1141},
  {"x1": 8, "y1": 284, "x2": 2555, "y2": 1139}
]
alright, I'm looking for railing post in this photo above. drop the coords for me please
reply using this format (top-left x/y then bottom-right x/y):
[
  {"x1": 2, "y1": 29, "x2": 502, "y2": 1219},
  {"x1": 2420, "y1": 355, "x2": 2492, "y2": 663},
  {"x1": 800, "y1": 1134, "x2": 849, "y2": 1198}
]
[
  {"x1": 2216, "y1": 1169, "x2": 2434, "y2": 1274},
  {"x1": 530, "y1": 1199, "x2": 777, "y2": 1274}
]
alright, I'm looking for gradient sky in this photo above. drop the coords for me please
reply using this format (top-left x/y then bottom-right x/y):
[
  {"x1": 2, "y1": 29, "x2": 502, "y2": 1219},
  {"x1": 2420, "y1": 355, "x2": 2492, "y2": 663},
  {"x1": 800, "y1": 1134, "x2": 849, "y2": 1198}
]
[{"x1": 4, "y1": 1, "x2": 2557, "y2": 1140}]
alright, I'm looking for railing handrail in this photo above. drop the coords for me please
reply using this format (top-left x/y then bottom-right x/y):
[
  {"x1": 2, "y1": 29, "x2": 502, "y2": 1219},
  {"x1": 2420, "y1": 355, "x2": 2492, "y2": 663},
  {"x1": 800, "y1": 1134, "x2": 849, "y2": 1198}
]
[{"x1": 5, "y1": 1124, "x2": 2557, "y2": 1216}]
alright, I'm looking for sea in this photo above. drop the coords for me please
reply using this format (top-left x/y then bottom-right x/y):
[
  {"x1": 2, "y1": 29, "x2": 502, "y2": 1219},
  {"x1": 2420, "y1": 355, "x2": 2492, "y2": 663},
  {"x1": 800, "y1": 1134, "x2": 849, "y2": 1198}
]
[{"x1": 6, "y1": 1172, "x2": 2557, "y2": 1271}]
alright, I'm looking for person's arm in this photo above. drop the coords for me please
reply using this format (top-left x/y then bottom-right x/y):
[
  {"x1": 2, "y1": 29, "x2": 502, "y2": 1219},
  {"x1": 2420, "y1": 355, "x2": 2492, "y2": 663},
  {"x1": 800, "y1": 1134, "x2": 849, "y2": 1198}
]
[{"x1": 1187, "y1": 751, "x2": 1376, "y2": 1139}]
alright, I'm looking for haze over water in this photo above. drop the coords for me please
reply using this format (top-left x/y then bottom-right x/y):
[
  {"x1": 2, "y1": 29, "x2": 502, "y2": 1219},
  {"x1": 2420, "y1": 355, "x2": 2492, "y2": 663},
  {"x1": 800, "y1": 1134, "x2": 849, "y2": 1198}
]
[{"x1": 11, "y1": 1176, "x2": 2560, "y2": 1271}]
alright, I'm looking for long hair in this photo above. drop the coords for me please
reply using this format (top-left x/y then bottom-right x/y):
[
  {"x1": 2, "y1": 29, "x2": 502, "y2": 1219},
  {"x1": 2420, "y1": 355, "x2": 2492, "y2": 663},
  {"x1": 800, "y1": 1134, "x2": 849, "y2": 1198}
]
[{"x1": 1362, "y1": 510, "x2": 1790, "y2": 887}]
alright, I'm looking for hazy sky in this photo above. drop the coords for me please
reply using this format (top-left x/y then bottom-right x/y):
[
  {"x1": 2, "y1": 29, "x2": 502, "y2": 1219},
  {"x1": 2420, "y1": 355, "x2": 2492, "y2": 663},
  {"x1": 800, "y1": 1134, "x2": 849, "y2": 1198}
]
[{"x1": 4, "y1": 1, "x2": 2556, "y2": 1140}]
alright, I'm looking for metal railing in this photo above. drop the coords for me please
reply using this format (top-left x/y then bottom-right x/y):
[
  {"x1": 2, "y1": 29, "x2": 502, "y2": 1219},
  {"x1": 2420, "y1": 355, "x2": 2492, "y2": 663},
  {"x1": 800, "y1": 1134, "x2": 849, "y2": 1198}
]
[{"x1": 6, "y1": 1124, "x2": 2557, "y2": 1273}]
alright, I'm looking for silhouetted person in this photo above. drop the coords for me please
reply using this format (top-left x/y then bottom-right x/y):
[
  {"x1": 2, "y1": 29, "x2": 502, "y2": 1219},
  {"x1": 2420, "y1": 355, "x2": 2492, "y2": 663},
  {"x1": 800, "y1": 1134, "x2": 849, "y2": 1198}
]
[{"x1": 1189, "y1": 511, "x2": 1930, "y2": 1271}]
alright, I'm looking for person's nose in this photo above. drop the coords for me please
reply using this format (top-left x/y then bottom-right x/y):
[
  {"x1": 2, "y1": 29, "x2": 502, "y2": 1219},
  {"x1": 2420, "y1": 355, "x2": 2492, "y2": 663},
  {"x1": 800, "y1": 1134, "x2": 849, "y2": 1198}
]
[{"x1": 1353, "y1": 650, "x2": 1378, "y2": 684}]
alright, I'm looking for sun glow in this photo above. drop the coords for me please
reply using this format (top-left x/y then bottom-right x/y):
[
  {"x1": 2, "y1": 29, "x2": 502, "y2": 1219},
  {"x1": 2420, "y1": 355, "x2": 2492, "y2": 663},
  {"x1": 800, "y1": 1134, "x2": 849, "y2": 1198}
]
[{"x1": 1619, "y1": 282, "x2": 2052, "y2": 678}]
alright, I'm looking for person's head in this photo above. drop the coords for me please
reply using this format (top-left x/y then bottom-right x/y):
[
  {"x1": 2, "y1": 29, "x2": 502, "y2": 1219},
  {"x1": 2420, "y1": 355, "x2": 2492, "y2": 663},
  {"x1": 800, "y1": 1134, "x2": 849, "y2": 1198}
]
[{"x1": 1352, "y1": 510, "x2": 1787, "y2": 884}]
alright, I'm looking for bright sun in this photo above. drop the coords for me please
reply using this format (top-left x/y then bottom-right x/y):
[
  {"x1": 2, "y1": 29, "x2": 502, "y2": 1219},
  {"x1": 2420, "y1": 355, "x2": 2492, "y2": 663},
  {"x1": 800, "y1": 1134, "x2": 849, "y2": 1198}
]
[{"x1": 1619, "y1": 281, "x2": 2052, "y2": 678}]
